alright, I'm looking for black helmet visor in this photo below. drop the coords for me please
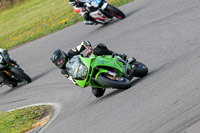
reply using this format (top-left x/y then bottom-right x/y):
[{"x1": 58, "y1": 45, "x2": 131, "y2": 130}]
[{"x1": 56, "y1": 58, "x2": 64, "y2": 65}]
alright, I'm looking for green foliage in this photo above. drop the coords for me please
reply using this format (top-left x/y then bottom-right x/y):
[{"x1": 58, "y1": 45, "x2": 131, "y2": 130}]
[
  {"x1": 0, "y1": 0, "x2": 132, "y2": 49},
  {"x1": 0, "y1": 105, "x2": 53, "y2": 133}
]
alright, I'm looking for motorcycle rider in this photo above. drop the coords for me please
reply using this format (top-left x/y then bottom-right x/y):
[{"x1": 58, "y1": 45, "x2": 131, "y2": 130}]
[
  {"x1": 69, "y1": 0, "x2": 98, "y2": 25},
  {"x1": 50, "y1": 40, "x2": 127, "y2": 98},
  {"x1": 0, "y1": 48, "x2": 18, "y2": 85}
]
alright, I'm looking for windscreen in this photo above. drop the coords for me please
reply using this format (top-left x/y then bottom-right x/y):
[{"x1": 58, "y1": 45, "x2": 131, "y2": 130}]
[{"x1": 66, "y1": 56, "x2": 88, "y2": 80}]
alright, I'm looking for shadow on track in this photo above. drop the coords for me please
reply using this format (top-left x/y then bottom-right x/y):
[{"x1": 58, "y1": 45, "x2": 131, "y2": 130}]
[
  {"x1": 89, "y1": 19, "x2": 121, "y2": 32},
  {"x1": 87, "y1": 67, "x2": 162, "y2": 106},
  {"x1": 88, "y1": 76, "x2": 146, "y2": 106},
  {"x1": 102, "y1": 68, "x2": 161, "y2": 99},
  {"x1": 31, "y1": 67, "x2": 55, "y2": 82},
  {"x1": 131, "y1": 68, "x2": 160, "y2": 87},
  {"x1": 102, "y1": 89, "x2": 125, "y2": 99},
  {"x1": 125, "y1": 6, "x2": 144, "y2": 18},
  {"x1": 125, "y1": 0, "x2": 153, "y2": 17},
  {"x1": 86, "y1": 89, "x2": 124, "y2": 106},
  {"x1": 0, "y1": 67, "x2": 56, "y2": 96},
  {"x1": 0, "y1": 84, "x2": 25, "y2": 96},
  {"x1": 1, "y1": 98, "x2": 28, "y2": 105}
]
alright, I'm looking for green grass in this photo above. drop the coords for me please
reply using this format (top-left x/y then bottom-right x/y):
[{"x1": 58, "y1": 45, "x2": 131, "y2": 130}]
[
  {"x1": 0, "y1": 0, "x2": 132, "y2": 49},
  {"x1": 0, "y1": 105, "x2": 53, "y2": 133}
]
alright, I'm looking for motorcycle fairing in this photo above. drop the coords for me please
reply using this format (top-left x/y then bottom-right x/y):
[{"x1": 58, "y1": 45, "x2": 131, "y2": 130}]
[
  {"x1": 70, "y1": 55, "x2": 129, "y2": 88},
  {"x1": 89, "y1": 10, "x2": 112, "y2": 23}
]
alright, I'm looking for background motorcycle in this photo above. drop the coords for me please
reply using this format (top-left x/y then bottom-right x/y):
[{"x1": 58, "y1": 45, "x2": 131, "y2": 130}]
[
  {"x1": 0, "y1": 53, "x2": 31, "y2": 88},
  {"x1": 88, "y1": 0, "x2": 125, "y2": 24},
  {"x1": 66, "y1": 54, "x2": 148, "y2": 90}
]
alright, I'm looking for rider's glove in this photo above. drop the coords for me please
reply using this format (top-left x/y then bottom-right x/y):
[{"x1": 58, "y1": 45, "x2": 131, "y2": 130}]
[
  {"x1": 85, "y1": 3, "x2": 96, "y2": 12},
  {"x1": 61, "y1": 69, "x2": 69, "y2": 78},
  {"x1": 81, "y1": 40, "x2": 92, "y2": 48},
  {"x1": 85, "y1": 46, "x2": 93, "y2": 57}
]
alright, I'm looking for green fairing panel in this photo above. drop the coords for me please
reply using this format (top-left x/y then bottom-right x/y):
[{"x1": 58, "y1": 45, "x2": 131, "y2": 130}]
[
  {"x1": 92, "y1": 55, "x2": 124, "y2": 72},
  {"x1": 74, "y1": 55, "x2": 126, "y2": 88}
]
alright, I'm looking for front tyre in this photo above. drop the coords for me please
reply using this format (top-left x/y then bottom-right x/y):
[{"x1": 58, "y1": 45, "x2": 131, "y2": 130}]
[
  {"x1": 97, "y1": 73, "x2": 131, "y2": 89},
  {"x1": 105, "y1": 4, "x2": 125, "y2": 19},
  {"x1": 10, "y1": 67, "x2": 32, "y2": 83},
  {"x1": 133, "y1": 61, "x2": 148, "y2": 77}
]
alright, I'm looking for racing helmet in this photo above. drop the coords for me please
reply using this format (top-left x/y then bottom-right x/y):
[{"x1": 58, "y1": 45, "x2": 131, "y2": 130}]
[
  {"x1": 50, "y1": 49, "x2": 68, "y2": 69},
  {"x1": 0, "y1": 48, "x2": 7, "y2": 54}
]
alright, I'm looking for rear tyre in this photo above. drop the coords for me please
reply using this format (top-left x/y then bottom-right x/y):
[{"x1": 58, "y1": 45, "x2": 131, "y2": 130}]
[
  {"x1": 133, "y1": 61, "x2": 148, "y2": 77},
  {"x1": 105, "y1": 4, "x2": 125, "y2": 19},
  {"x1": 97, "y1": 73, "x2": 131, "y2": 89},
  {"x1": 10, "y1": 67, "x2": 32, "y2": 83}
]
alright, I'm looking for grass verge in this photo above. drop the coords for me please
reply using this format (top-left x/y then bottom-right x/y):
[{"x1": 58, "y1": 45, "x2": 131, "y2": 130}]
[
  {"x1": 0, "y1": 0, "x2": 133, "y2": 49},
  {"x1": 0, "y1": 105, "x2": 53, "y2": 133}
]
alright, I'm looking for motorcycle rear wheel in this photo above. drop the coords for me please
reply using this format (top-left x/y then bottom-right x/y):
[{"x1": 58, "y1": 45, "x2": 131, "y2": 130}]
[
  {"x1": 97, "y1": 73, "x2": 131, "y2": 89},
  {"x1": 105, "y1": 4, "x2": 125, "y2": 19}
]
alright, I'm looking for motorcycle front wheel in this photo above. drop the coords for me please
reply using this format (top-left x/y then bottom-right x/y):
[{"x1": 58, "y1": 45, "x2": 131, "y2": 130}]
[
  {"x1": 104, "y1": 4, "x2": 125, "y2": 19},
  {"x1": 133, "y1": 61, "x2": 148, "y2": 77},
  {"x1": 97, "y1": 73, "x2": 131, "y2": 89},
  {"x1": 10, "y1": 67, "x2": 32, "y2": 83}
]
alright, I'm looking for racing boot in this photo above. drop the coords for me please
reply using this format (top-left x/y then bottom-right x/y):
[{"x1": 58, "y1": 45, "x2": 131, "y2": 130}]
[
  {"x1": 115, "y1": 53, "x2": 127, "y2": 61},
  {"x1": 84, "y1": 20, "x2": 97, "y2": 25},
  {"x1": 83, "y1": 12, "x2": 97, "y2": 25},
  {"x1": 127, "y1": 57, "x2": 136, "y2": 64},
  {"x1": 91, "y1": 87, "x2": 106, "y2": 98}
]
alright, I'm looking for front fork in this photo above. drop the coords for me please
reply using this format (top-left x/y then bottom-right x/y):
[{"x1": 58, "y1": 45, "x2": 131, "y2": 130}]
[
  {"x1": 3, "y1": 63, "x2": 15, "y2": 76},
  {"x1": 101, "y1": 2, "x2": 108, "y2": 10},
  {"x1": 3, "y1": 64, "x2": 19, "y2": 81},
  {"x1": 100, "y1": 3, "x2": 114, "y2": 18}
]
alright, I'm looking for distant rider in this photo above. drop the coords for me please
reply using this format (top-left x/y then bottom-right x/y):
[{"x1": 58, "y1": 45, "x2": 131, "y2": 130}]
[
  {"x1": 69, "y1": 0, "x2": 98, "y2": 25},
  {"x1": 0, "y1": 48, "x2": 18, "y2": 85},
  {"x1": 50, "y1": 40, "x2": 127, "y2": 98}
]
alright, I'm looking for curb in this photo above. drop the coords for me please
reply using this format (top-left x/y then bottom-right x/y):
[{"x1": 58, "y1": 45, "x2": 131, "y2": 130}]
[{"x1": 6, "y1": 103, "x2": 62, "y2": 133}]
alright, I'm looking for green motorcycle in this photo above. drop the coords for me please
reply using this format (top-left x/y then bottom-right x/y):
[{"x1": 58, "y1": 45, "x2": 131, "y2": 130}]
[{"x1": 66, "y1": 53, "x2": 148, "y2": 90}]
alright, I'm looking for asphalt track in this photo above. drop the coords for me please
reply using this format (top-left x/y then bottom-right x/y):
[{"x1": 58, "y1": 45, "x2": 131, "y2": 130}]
[{"x1": 0, "y1": 0, "x2": 200, "y2": 132}]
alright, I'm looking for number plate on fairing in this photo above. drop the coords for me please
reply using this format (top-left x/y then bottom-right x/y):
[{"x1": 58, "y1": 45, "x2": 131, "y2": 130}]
[{"x1": 90, "y1": 10, "x2": 112, "y2": 23}]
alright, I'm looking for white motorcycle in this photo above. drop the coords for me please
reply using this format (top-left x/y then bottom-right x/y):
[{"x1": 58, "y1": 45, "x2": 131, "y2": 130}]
[{"x1": 88, "y1": 0, "x2": 125, "y2": 24}]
